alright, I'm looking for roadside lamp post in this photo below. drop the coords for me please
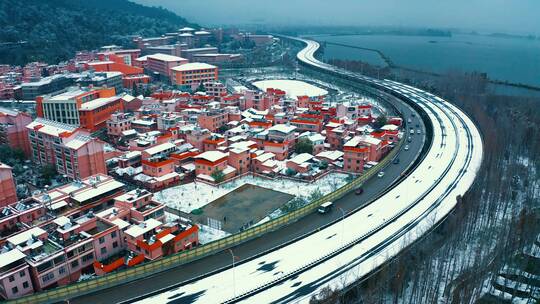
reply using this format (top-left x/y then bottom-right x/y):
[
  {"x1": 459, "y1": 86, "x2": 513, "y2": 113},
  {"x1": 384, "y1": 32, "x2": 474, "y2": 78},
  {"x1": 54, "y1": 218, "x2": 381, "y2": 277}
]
[
  {"x1": 338, "y1": 207, "x2": 346, "y2": 248},
  {"x1": 229, "y1": 249, "x2": 237, "y2": 299}
]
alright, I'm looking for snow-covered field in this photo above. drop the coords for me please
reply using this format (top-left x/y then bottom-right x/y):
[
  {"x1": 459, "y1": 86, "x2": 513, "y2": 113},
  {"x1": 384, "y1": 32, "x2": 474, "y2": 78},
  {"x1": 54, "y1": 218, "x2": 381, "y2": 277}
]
[
  {"x1": 252, "y1": 79, "x2": 328, "y2": 100},
  {"x1": 153, "y1": 173, "x2": 350, "y2": 214},
  {"x1": 198, "y1": 224, "x2": 231, "y2": 245}
]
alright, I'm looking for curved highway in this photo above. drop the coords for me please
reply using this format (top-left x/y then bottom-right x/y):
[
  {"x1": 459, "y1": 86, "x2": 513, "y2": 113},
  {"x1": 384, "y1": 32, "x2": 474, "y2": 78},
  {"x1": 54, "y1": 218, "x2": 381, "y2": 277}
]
[{"x1": 127, "y1": 38, "x2": 483, "y2": 304}]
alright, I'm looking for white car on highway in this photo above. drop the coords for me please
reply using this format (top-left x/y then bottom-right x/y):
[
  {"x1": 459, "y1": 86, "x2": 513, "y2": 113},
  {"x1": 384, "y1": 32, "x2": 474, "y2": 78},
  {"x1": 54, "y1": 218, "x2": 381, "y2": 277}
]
[{"x1": 377, "y1": 171, "x2": 385, "y2": 178}]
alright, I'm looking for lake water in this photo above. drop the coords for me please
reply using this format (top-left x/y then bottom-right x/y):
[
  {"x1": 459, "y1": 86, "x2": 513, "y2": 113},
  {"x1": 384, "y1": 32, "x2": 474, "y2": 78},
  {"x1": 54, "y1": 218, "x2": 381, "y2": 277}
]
[{"x1": 312, "y1": 34, "x2": 540, "y2": 87}]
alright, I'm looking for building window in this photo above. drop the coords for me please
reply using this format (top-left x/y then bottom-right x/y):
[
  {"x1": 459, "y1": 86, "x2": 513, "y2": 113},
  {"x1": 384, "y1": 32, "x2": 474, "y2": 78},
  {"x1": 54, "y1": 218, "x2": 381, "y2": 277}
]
[
  {"x1": 53, "y1": 255, "x2": 65, "y2": 265},
  {"x1": 59, "y1": 267, "x2": 66, "y2": 275},
  {"x1": 111, "y1": 231, "x2": 117, "y2": 238},
  {"x1": 23, "y1": 281, "x2": 29, "y2": 289},
  {"x1": 11, "y1": 287, "x2": 18, "y2": 294},
  {"x1": 71, "y1": 260, "x2": 79, "y2": 269},
  {"x1": 100, "y1": 247, "x2": 107, "y2": 255},
  {"x1": 42, "y1": 272, "x2": 54, "y2": 283},
  {"x1": 19, "y1": 270, "x2": 25, "y2": 278},
  {"x1": 99, "y1": 236, "x2": 105, "y2": 244},
  {"x1": 8, "y1": 275, "x2": 14, "y2": 282},
  {"x1": 82, "y1": 253, "x2": 94, "y2": 263},
  {"x1": 112, "y1": 241, "x2": 118, "y2": 248}
]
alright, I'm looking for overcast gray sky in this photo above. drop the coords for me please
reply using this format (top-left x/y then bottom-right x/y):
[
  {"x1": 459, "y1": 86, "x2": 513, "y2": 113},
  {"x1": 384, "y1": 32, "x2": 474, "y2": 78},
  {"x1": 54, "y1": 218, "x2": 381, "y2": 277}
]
[{"x1": 134, "y1": 0, "x2": 540, "y2": 34}]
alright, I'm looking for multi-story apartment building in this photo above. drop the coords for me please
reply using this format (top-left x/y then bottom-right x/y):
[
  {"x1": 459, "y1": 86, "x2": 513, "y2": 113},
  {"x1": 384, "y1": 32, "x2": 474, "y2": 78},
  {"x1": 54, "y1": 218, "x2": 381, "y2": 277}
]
[
  {"x1": 75, "y1": 72, "x2": 123, "y2": 94},
  {"x1": 192, "y1": 53, "x2": 243, "y2": 64},
  {"x1": 78, "y1": 96, "x2": 125, "y2": 132},
  {"x1": 0, "y1": 199, "x2": 46, "y2": 240},
  {"x1": 171, "y1": 63, "x2": 218, "y2": 88},
  {"x1": 202, "y1": 135, "x2": 226, "y2": 152},
  {"x1": 197, "y1": 110, "x2": 227, "y2": 132},
  {"x1": 97, "y1": 49, "x2": 141, "y2": 66},
  {"x1": 0, "y1": 163, "x2": 17, "y2": 207},
  {"x1": 336, "y1": 103, "x2": 372, "y2": 120},
  {"x1": 0, "y1": 211, "x2": 123, "y2": 297},
  {"x1": 156, "y1": 112, "x2": 181, "y2": 131},
  {"x1": 20, "y1": 75, "x2": 73, "y2": 100},
  {"x1": 106, "y1": 112, "x2": 133, "y2": 139},
  {"x1": 267, "y1": 124, "x2": 297, "y2": 143},
  {"x1": 124, "y1": 218, "x2": 198, "y2": 260},
  {"x1": 204, "y1": 81, "x2": 227, "y2": 97},
  {"x1": 343, "y1": 136, "x2": 370, "y2": 174},
  {"x1": 290, "y1": 114, "x2": 324, "y2": 133},
  {"x1": 145, "y1": 54, "x2": 188, "y2": 80},
  {"x1": 0, "y1": 248, "x2": 35, "y2": 299},
  {"x1": 36, "y1": 87, "x2": 118, "y2": 128},
  {"x1": 194, "y1": 151, "x2": 232, "y2": 178},
  {"x1": 143, "y1": 44, "x2": 185, "y2": 57},
  {"x1": 228, "y1": 147, "x2": 250, "y2": 175},
  {"x1": 181, "y1": 126, "x2": 211, "y2": 151},
  {"x1": 112, "y1": 189, "x2": 165, "y2": 224},
  {"x1": 179, "y1": 47, "x2": 218, "y2": 61},
  {"x1": 137, "y1": 143, "x2": 182, "y2": 190},
  {"x1": 26, "y1": 118, "x2": 107, "y2": 179},
  {"x1": 32, "y1": 174, "x2": 125, "y2": 217},
  {"x1": 0, "y1": 107, "x2": 33, "y2": 156},
  {"x1": 21, "y1": 62, "x2": 47, "y2": 82}
]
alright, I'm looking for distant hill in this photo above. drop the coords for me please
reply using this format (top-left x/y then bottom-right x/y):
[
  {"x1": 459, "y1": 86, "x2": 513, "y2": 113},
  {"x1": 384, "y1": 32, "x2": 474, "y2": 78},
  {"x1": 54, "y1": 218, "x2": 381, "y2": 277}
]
[{"x1": 0, "y1": 0, "x2": 196, "y2": 65}]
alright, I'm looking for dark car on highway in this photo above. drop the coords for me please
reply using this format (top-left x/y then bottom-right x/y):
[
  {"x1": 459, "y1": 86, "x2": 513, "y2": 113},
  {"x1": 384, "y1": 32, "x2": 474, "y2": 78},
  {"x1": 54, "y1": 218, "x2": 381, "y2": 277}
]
[{"x1": 355, "y1": 187, "x2": 364, "y2": 195}]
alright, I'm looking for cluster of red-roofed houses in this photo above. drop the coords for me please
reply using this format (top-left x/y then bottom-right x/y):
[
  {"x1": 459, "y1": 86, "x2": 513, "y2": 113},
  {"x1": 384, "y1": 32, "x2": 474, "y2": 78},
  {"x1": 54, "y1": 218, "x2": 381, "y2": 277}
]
[
  {"x1": 0, "y1": 82, "x2": 402, "y2": 300},
  {"x1": 100, "y1": 81, "x2": 402, "y2": 189},
  {"x1": 0, "y1": 171, "x2": 198, "y2": 300},
  {"x1": 0, "y1": 28, "x2": 405, "y2": 299}
]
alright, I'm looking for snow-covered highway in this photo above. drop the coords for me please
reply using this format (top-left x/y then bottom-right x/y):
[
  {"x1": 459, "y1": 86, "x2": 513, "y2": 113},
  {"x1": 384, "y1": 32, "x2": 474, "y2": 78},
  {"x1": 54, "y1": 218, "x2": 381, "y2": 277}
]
[{"x1": 131, "y1": 38, "x2": 483, "y2": 304}]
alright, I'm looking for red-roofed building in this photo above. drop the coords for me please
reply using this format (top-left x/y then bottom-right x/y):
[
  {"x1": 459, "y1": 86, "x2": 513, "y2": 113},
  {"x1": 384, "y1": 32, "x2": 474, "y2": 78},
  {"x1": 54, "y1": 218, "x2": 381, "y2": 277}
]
[
  {"x1": 78, "y1": 96, "x2": 125, "y2": 132},
  {"x1": 263, "y1": 141, "x2": 289, "y2": 161},
  {"x1": 343, "y1": 136, "x2": 370, "y2": 174},
  {"x1": 203, "y1": 136, "x2": 226, "y2": 152},
  {"x1": 97, "y1": 49, "x2": 141, "y2": 66},
  {"x1": 228, "y1": 147, "x2": 250, "y2": 174},
  {"x1": 86, "y1": 59, "x2": 144, "y2": 77},
  {"x1": 0, "y1": 108, "x2": 33, "y2": 156},
  {"x1": 183, "y1": 127, "x2": 211, "y2": 151},
  {"x1": 291, "y1": 117, "x2": 323, "y2": 133},
  {"x1": 198, "y1": 111, "x2": 227, "y2": 132},
  {"x1": 26, "y1": 118, "x2": 107, "y2": 179},
  {"x1": 194, "y1": 151, "x2": 231, "y2": 178},
  {"x1": 170, "y1": 151, "x2": 200, "y2": 165},
  {"x1": 36, "y1": 87, "x2": 122, "y2": 132},
  {"x1": 247, "y1": 120, "x2": 272, "y2": 129},
  {"x1": 125, "y1": 219, "x2": 198, "y2": 260},
  {"x1": 297, "y1": 95, "x2": 310, "y2": 108},
  {"x1": 0, "y1": 163, "x2": 17, "y2": 207},
  {"x1": 371, "y1": 129, "x2": 400, "y2": 144},
  {"x1": 123, "y1": 74, "x2": 151, "y2": 90}
]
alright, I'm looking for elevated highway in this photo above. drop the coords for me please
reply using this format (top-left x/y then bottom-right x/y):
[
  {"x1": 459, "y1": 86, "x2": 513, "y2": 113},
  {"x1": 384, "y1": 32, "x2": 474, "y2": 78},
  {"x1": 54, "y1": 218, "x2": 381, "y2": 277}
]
[{"x1": 130, "y1": 38, "x2": 483, "y2": 304}]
